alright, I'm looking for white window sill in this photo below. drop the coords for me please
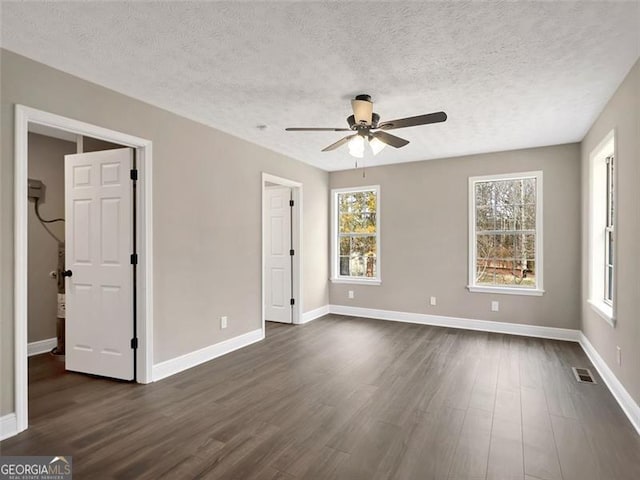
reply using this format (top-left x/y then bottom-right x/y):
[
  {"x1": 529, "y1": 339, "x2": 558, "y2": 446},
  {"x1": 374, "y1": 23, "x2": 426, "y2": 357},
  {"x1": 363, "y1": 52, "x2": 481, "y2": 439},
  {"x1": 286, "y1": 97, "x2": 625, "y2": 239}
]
[
  {"x1": 331, "y1": 277, "x2": 381, "y2": 286},
  {"x1": 467, "y1": 285, "x2": 545, "y2": 296},
  {"x1": 588, "y1": 299, "x2": 616, "y2": 327}
]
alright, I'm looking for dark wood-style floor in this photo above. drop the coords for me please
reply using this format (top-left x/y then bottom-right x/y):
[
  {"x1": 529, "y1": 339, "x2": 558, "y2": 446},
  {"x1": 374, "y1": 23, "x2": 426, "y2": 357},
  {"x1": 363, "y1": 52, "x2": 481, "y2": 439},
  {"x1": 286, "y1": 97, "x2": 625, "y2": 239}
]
[{"x1": 1, "y1": 316, "x2": 639, "y2": 479}]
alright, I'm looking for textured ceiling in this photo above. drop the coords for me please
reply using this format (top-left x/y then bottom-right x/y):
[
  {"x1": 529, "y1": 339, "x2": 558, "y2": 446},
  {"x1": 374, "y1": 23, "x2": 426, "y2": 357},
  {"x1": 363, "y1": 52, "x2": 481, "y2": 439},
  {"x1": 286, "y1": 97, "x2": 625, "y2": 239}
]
[{"x1": 2, "y1": 1, "x2": 639, "y2": 171}]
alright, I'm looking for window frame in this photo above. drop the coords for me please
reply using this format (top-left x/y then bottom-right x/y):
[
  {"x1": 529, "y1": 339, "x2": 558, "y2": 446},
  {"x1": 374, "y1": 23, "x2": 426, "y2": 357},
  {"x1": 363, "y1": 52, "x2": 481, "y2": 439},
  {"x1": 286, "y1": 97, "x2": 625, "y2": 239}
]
[
  {"x1": 588, "y1": 130, "x2": 616, "y2": 326},
  {"x1": 467, "y1": 171, "x2": 544, "y2": 296},
  {"x1": 330, "y1": 185, "x2": 381, "y2": 285}
]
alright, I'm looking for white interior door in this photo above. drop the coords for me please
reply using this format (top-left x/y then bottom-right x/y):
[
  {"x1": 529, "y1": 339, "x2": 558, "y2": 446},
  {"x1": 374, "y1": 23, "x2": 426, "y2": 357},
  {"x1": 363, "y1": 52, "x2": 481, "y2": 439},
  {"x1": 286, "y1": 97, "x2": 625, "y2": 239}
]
[
  {"x1": 265, "y1": 186, "x2": 292, "y2": 323},
  {"x1": 65, "y1": 148, "x2": 134, "y2": 380}
]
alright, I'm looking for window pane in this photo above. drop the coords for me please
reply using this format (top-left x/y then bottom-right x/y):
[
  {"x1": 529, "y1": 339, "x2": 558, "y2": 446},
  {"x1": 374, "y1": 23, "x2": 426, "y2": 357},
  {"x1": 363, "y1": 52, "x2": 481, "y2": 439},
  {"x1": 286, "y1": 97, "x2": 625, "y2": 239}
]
[
  {"x1": 338, "y1": 190, "x2": 377, "y2": 234},
  {"x1": 522, "y1": 178, "x2": 537, "y2": 204},
  {"x1": 339, "y1": 236, "x2": 350, "y2": 256},
  {"x1": 477, "y1": 234, "x2": 535, "y2": 263},
  {"x1": 349, "y1": 236, "x2": 377, "y2": 278},
  {"x1": 339, "y1": 256, "x2": 350, "y2": 276},
  {"x1": 512, "y1": 178, "x2": 524, "y2": 203},
  {"x1": 606, "y1": 156, "x2": 615, "y2": 227},
  {"x1": 520, "y1": 260, "x2": 536, "y2": 287},
  {"x1": 367, "y1": 256, "x2": 377, "y2": 278},
  {"x1": 475, "y1": 205, "x2": 495, "y2": 231},
  {"x1": 338, "y1": 193, "x2": 354, "y2": 214},
  {"x1": 349, "y1": 212, "x2": 376, "y2": 233},
  {"x1": 338, "y1": 212, "x2": 354, "y2": 234},
  {"x1": 475, "y1": 181, "x2": 491, "y2": 205},
  {"x1": 476, "y1": 234, "x2": 496, "y2": 260},
  {"x1": 496, "y1": 179, "x2": 521, "y2": 207},
  {"x1": 523, "y1": 203, "x2": 537, "y2": 230},
  {"x1": 476, "y1": 259, "x2": 536, "y2": 286},
  {"x1": 473, "y1": 175, "x2": 538, "y2": 289},
  {"x1": 497, "y1": 204, "x2": 516, "y2": 230},
  {"x1": 495, "y1": 234, "x2": 516, "y2": 259},
  {"x1": 476, "y1": 263, "x2": 496, "y2": 285},
  {"x1": 350, "y1": 236, "x2": 366, "y2": 277},
  {"x1": 524, "y1": 234, "x2": 535, "y2": 259}
]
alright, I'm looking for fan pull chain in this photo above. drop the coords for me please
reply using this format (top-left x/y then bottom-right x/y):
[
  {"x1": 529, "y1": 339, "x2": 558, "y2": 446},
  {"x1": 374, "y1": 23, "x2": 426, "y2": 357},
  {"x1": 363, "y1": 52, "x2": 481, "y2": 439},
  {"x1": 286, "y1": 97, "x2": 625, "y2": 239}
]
[{"x1": 354, "y1": 158, "x2": 366, "y2": 177}]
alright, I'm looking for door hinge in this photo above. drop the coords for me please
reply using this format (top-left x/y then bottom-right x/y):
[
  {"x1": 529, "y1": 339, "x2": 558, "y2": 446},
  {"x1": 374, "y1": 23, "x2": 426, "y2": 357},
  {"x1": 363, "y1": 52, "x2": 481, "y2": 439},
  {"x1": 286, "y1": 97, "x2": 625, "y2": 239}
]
[
  {"x1": 290, "y1": 298, "x2": 295, "y2": 306},
  {"x1": 130, "y1": 169, "x2": 138, "y2": 181},
  {"x1": 289, "y1": 200, "x2": 294, "y2": 207},
  {"x1": 131, "y1": 337, "x2": 138, "y2": 349},
  {"x1": 289, "y1": 249, "x2": 295, "y2": 256},
  {"x1": 130, "y1": 253, "x2": 138, "y2": 265}
]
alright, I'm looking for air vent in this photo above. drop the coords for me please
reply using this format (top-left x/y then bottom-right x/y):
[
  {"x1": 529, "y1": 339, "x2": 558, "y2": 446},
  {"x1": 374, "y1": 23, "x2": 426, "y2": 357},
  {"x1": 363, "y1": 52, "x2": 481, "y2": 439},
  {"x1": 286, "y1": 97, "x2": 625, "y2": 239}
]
[{"x1": 572, "y1": 367, "x2": 596, "y2": 384}]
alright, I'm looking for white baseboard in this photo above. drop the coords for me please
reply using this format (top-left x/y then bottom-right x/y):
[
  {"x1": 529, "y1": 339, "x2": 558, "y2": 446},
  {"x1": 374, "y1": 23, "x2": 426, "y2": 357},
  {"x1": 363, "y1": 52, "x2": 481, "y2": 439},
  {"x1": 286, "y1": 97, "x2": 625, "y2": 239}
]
[
  {"x1": 0, "y1": 413, "x2": 17, "y2": 441},
  {"x1": 152, "y1": 328, "x2": 264, "y2": 382},
  {"x1": 27, "y1": 337, "x2": 57, "y2": 357},
  {"x1": 299, "y1": 305, "x2": 330, "y2": 324},
  {"x1": 579, "y1": 333, "x2": 640, "y2": 435},
  {"x1": 329, "y1": 305, "x2": 580, "y2": 342}
]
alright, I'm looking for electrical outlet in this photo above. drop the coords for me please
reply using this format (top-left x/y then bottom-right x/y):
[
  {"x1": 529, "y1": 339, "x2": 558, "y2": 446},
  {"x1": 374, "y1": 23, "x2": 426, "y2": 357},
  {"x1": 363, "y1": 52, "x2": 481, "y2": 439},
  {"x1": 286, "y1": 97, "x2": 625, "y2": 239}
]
[
  {"x1": 430, "y1": 296, "x2": 437, "y2": 306},
  {"x1": 491, "y1": 301, "x2": 499, "y2": 312},
  {"x1": 617, "y1": 346, "x2": 622, "y2": 366},
  {"x1": 220, "y1": 316, "x2": 228, "y2": 329},
  {"x1": 348, "y1": 290, "x2": 354, "y2": 299}
]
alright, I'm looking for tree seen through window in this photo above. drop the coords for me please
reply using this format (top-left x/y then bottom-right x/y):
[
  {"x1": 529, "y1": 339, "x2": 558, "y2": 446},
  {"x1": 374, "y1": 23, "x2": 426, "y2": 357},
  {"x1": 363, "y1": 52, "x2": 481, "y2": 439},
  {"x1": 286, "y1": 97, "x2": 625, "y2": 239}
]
[
  {"x1": 474, "y1": 177, "x2": 537, "y2": 287},
  {"x1": 337, "y1": 190, "x2": 377, "y2": 278}
]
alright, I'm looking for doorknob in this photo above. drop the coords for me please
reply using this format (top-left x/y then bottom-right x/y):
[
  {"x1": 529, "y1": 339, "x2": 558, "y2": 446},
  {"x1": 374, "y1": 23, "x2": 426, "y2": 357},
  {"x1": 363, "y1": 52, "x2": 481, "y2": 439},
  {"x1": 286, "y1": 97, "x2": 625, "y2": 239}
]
[{"x1": 62, "y1": 270, "x2": 73, "y2": 278}]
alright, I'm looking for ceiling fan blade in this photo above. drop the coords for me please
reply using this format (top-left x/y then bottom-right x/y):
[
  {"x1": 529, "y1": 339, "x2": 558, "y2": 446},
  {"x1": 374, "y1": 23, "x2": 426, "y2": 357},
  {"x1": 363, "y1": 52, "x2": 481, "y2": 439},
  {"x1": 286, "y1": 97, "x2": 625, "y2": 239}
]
[
  {"x1": 322, "y1": 135, "x2": 354, "y2": 152},
  {"x1": 372, "y1": 131, "x2": 409, "y2": 148},
  {"x1": 286, "y1": 127, "x2": 351, "y2": 131},
  {"x1": 378, "y1": 111, "x2": 447, "y2": 130}
]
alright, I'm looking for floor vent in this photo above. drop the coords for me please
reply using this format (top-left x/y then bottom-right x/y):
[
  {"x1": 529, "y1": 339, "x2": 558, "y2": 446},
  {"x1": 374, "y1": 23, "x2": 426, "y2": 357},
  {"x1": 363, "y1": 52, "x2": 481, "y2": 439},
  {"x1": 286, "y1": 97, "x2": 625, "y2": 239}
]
[{"x1": 572, "y1": 367, "x2": 596, "y2": 384}]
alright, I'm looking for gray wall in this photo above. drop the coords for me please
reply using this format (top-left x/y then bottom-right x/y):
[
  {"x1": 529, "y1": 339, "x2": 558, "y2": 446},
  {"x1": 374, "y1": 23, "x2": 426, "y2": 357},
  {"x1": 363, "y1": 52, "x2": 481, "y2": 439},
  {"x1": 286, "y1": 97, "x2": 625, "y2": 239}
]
[
  {"x1": 329, "y1": 144, "x2": 582, "y2": 330},
  {"x1": 0, "y1": 49, "x2": 329, "y2": 415},
  {"x1": 581, "y1": 59, "x2": 640, "y2": 405},
  {"x1": 27, "y1": 133, "x2": 76, "y2": 343}
]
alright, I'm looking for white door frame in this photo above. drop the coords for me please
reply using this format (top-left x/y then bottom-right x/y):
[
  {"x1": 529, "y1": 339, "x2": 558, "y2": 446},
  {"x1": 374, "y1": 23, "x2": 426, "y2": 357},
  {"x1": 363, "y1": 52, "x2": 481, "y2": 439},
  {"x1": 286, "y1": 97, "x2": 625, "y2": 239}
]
[
  {"x1": 14, "y1": 105, "x2": 154, "y2": 434},
  {"x1": 261, "y1": 173, "x2": 303, "y2": 330}
]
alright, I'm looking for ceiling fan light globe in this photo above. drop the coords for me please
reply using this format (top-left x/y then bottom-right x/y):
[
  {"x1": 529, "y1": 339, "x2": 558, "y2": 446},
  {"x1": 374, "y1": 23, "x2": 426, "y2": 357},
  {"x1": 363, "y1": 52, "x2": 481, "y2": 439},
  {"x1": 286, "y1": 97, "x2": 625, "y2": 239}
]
[
  {"x1": 369, "y1": 137, "x2": 386, "y2": 155},
  {"x1": 348, "y1": 135, "x2": 365, "y2": 157}
]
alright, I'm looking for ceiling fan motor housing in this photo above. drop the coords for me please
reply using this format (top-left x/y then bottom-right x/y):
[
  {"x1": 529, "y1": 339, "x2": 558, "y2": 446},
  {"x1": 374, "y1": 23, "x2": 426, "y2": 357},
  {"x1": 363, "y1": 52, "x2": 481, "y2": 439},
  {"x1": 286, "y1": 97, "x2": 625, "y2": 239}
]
[{"x1": 348, "y1": 112, "x2": 380, "y2": 130}]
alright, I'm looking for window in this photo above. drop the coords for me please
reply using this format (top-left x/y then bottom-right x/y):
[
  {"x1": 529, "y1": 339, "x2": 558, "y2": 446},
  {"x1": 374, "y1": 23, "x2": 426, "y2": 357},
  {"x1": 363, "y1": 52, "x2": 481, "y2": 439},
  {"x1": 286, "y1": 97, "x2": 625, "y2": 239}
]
[
  {"x1": 604, "y1": 155, "x2": 615, "y2": 305},
  {"x1": 588, "y1": 131, "x2": 615, "y2": 325},
  {"x1": 468, "y1": 171, "x2": 544, "y2": 295},
  {"x1": 331, "y1": 186, "x2": 380, "y2": 284}
]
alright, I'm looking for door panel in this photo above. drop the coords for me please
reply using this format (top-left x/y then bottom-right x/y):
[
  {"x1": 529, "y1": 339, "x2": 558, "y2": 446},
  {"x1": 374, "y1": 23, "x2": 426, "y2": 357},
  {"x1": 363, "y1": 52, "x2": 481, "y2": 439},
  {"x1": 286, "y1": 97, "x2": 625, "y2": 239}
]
[
  {"x1": 270, "y1": 268, "x2": 286, "y2": 307},
  {"x1": 265, "y1": 187, "x2": 292, "y2": 323},
  {"x1": 65, "y1": 148, "x2": 134, "y2": 380}
]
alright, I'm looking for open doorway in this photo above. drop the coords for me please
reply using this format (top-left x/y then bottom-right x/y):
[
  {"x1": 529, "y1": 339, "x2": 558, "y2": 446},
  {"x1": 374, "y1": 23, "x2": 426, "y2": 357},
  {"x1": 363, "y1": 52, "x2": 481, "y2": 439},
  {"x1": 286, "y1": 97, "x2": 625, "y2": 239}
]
[
  {"x1": 261, "y1": 173, "x2": 303, "y2": 330},
  {"x1": 14, "y1": 105, "x2": 154, "y2": 435},
  {"x1": 26, "y1": 131, "x2": 134, "y2": 421}
]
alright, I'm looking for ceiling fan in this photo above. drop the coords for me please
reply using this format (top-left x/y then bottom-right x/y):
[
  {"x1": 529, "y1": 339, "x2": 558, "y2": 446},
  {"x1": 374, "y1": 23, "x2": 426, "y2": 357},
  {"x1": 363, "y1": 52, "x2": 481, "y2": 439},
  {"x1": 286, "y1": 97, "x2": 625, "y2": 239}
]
[{"x1": 285, "y1": 94, "x2": 447, "y2": 158}]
